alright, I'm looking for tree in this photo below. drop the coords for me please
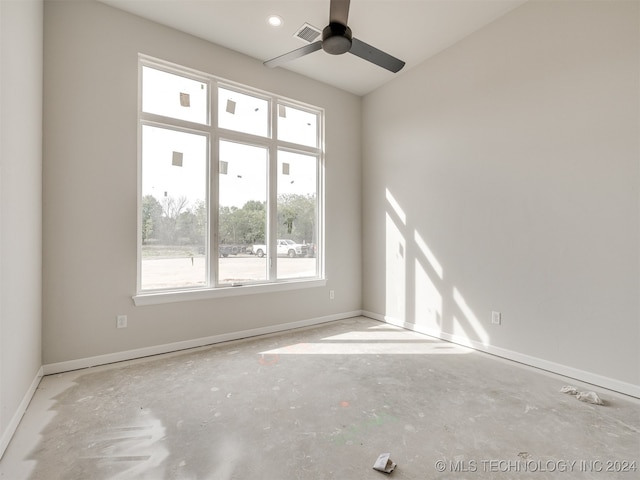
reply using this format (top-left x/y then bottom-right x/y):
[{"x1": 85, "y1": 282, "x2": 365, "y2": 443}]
[
  {"x1": 192, "y1": 200, "x2": 207, "y2": 245},
  {"x1": 176, "y1": 210, "x2": 199, "y2": 244},
  {"x1": 218, "y1": 206, "x2": 239, "y2": 244},
  {"x1": 142, "y1": 195, "x2": 163, "y2": 244},
  {"x1": 143, "y1": 194, "x2": 207, "y2": 246},
  {"x1": 236, "y1": 206, "x2": 266, "y2": 244},
  {"x1": 145, "y1": 194, "x2": 315, "y2": 249},
  {"x1": 160, "y1": 195, "x2": 189, "y2": 243},
  {"x1": 218, "y1": 201, "x2": 266, "y2": 245},
  {"x1": 277, "y1": 194, "x2": 316, "y2": 243}
]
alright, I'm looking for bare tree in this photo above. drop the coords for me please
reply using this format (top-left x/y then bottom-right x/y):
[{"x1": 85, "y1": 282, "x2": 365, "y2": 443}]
[
  {"x1": 159, "y1": 195, "x2": 189, "y2": 244},
  {"x1": 161, "y1": 195, "x2": 189, "y2": 220}
]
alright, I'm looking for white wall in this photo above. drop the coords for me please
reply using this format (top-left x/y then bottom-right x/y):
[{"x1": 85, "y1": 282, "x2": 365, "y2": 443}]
[
  {"x1": 362, "y1": 0, "x2": 639, "y2": 395},
  {"x1": 0, "y1": 0, "x2": 43, "y2": 458},
  {"x1": 42, "y1": 0, "x2": 361, "y2": 365}
]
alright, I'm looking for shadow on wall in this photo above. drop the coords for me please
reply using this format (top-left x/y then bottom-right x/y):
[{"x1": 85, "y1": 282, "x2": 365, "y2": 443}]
[{"x1": 384, "y1": 188, "x2": 490, "y2": 348}]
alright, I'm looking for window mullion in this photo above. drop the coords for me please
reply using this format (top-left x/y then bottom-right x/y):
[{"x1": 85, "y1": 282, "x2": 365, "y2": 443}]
[
  {"x1": 275, "y1": 140, "x2": 321, "y2": 157},
  {"x1": 208, "y1": 132, "x2": 220, "y2": 287},
  {"x1": 267, "y1": 99, "x2": 278, "y2": 281},
  {"x1": 141, "y1": 112, "x2": 207, "y2": 132},
  {"x1": 210, "y1": 81, "x2": 218, "y2": 287}
]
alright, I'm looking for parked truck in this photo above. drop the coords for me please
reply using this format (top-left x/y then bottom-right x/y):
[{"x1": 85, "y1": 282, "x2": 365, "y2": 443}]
[
  {"x1": 219, "y1": 245, "x2": 239, "y2": 257},
  {"x1": 252, "y1": 239, "x2": 308, "y2": 258}
]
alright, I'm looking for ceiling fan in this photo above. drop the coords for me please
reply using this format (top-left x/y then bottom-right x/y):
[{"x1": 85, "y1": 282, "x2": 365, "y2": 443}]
[{"x1": 264, "y1": 0, "x2": 405, "y2": 73}]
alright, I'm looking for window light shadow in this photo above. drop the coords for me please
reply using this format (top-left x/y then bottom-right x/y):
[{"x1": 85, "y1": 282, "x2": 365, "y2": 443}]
[
  {"x1": 453, "y1": 287, "x2": 490, "y2": 347},
  {"x1": 384, "y1": 187, "x2": 490, "y2": 349}
]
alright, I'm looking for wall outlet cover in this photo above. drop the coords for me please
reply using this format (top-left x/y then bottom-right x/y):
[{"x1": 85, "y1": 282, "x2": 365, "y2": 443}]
[{"x1": 117, "y1": 315, "x2": 128, "y2": 328}]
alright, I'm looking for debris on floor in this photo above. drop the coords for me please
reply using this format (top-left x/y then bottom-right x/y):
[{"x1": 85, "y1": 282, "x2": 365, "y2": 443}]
[
  {"x1": 560, "y1": 385, "x2": 578, "y2": 395},
  {"x1": 373, "y1": 453, "x2": 397, "y2": 474},
  {"x1": 576, "y1": 391, "x2": 604, "y2": 405},
  {"x1": 560, "y1": 385, "x2": 604, "y2": 405}
]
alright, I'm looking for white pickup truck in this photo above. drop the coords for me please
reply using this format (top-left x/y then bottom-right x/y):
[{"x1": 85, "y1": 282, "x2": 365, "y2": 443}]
[{"x1": 252, "y1": 239, "x2": 309, "y2": 258}]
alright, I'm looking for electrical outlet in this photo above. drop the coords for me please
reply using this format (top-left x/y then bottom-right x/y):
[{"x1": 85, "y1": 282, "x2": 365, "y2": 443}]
[
  {"x1": 329, "y1": 290, "x2": 335, "y2": 300},
  {"x1": 491, "y1": 311, "x2": 501, "y2": 325},
  {"x1": 116, "y1": 315, "x2": 128, "y2": 328}
]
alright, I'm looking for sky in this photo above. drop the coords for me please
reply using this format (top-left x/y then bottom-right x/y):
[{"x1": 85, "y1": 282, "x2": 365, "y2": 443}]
[{"x1": 141, "y1": 67, "x2": 319, "y2": 211}]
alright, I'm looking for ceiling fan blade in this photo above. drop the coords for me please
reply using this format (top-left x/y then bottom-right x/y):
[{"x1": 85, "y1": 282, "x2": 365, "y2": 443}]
[
  {"x1": 329, "y1": 0, "x2": 350, "y2": 25},
  {"x1": 349, "y1": 37, "x2": 405, "y2": 73},
  {"x1": 264, "y1": 41, "x2": 323, "y2": 68}
]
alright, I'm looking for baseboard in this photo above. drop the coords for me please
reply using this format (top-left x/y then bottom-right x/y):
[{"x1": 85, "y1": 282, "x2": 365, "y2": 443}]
[
  {"x1": 362, "y1": 310, "x2": 640, "y2": 400},
  {"x1": 43, "y1": 310, "x2": 363, "y2": 376},
  {"x1": 0, "y1": 366, "x2": 43, "y2": 460}
]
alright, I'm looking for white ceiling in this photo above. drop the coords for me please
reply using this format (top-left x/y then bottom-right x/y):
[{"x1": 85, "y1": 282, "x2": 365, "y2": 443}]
[{"x1": 99, "y1": 0, "x2": 527, "y2": 96}]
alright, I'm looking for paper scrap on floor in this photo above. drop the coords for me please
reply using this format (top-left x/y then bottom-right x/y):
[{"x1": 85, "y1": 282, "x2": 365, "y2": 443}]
[
  {"x1": 373, "y1": 453, "x2": 396, "y2": 474},
  {"x1": 560, "y1": 385, "x2": 604, "y2": 405}
]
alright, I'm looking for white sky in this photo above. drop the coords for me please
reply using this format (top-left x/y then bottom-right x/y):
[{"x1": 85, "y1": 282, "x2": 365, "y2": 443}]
[{"x1": 142, "y1": 68, "x2": 319, "y2": 211}]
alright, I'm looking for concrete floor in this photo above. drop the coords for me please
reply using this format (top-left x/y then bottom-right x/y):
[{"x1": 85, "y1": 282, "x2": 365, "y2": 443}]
[{"x1": 1, "y1": 317, "x2": 639, "y2": 479}]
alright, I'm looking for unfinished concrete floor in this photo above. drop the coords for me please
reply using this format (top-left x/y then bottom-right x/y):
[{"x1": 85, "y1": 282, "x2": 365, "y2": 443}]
[{"x1": 1, "y1": 317, "x2": 639, "y2": 479}]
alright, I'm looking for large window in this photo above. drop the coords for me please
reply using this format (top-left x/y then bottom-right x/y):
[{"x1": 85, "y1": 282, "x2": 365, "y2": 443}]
[{"x1": 137, "y1": 57, "x2": 323, "y2": 299}]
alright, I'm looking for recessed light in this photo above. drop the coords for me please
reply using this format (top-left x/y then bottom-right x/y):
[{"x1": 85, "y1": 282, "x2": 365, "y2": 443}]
[{"x1": 267, "y1": 15, "x2": 283, "y2": 27}]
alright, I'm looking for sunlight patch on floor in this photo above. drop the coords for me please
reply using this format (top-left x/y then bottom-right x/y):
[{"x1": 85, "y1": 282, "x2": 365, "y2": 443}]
[{"x1": 260, "y1": 327, "x2": 471, "y2": 355}]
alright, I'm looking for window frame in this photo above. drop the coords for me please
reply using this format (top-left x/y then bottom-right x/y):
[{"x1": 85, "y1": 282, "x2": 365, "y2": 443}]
[{"x1": 134, "y1": 55, "x2": 325, "y2": 306}]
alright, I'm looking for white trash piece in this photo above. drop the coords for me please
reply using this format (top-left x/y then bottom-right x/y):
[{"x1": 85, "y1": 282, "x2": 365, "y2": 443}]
[
  {"x1": 576, "y1": 391, "x2": 604, "y2": 405},
  {"x1": 373, "y1": 453, "x2": 397, "y2": 474},
  {"x1": 561, "y1": 385, "x2": 604, "y2": 405},
  {"x1": 560, "y1": 385, "x2": 578, "y2": 395}
]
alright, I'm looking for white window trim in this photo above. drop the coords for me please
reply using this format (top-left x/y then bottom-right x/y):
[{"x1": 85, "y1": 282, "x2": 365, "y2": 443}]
[
  {"x1": 135, "y1": 54, "x2": 325, "y2": 303},
  {"x1": 133, "y1": 278, "x2": 327, "y2": 306}
]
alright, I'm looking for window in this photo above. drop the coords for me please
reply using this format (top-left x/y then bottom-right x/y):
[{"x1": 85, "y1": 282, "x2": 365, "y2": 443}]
[{"x1": 137, "y1": 57, "x2": 323, "y2": 300}]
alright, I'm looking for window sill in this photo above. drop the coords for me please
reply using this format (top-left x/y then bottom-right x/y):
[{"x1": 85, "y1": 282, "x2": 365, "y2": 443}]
[{"x1": 133, "y1": 278, "x2": 327, "y2": 306}]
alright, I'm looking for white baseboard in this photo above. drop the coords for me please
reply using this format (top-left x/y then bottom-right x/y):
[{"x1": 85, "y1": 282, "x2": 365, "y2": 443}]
[
  {"x1": 363, "y1": 310, "x2": 640, "y2": 400},
  {"x1": 0, "y1": 366, "x2": 43, "y2": 460},
  {"x1": 43, "y1": 310, "x2": 363, "y2": 376},
  {"x1": 13, "y1": 308, "x2": 635, "y2": 463}
]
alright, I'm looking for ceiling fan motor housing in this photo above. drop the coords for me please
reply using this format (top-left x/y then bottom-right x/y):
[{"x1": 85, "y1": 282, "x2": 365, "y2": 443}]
[
  {"x1": 322, "y1": 22, "x2": 353, "y2": 55},
  {"x1": 263, "y1": 0, "x2": 405, "y2": 73}
]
